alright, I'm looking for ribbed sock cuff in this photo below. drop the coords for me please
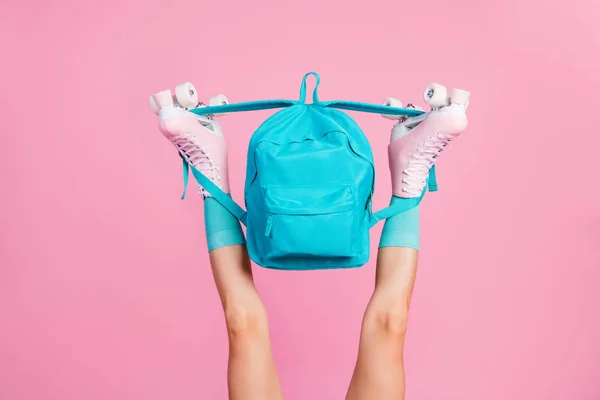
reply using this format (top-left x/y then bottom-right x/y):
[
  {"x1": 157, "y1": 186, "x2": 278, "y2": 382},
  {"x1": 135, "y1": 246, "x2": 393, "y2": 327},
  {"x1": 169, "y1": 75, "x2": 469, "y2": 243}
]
[{"x1": 204, "y1": 197, "x2": 246, "y2": 252}]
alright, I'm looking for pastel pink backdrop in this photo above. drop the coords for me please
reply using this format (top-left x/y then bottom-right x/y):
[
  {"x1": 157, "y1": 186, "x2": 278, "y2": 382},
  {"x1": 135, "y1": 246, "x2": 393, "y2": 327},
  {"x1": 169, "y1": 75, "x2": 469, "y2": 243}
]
[{"x1": 1, "y1": 1, "x2": 599, "y2": 399}]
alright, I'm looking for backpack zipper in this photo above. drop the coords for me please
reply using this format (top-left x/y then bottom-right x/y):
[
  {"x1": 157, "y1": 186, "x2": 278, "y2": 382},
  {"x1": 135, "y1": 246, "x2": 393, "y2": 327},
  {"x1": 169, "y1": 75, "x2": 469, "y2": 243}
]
[{"x1": 265, "y1": 213, "x2": 274, "y2": 236}]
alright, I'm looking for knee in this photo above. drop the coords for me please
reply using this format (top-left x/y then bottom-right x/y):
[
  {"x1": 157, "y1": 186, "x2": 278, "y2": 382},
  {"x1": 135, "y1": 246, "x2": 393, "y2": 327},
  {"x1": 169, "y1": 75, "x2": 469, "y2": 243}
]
[
  {"x1": 364, "y1": 305, "x2": 409, "y2": 338},
  {"x1": 224, "y1": 302, "x2": 269, "y2": 337}
]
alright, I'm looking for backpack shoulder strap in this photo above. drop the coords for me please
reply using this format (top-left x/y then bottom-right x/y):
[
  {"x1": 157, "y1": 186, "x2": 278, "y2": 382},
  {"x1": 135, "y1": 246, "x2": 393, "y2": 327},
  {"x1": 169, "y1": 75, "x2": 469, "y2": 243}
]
[
  {"x1": 189, "y1": 99, "x2": 297, "y2": 116},
  {"x1": 321, "y1": 100, "x2": 425, "y2": 118},
  {"x1": 370, "y1": 166, "x2": 438, "y2": 228},
  {"x1": 181, "y1": 158, "x2": 247, "y2": 226}
]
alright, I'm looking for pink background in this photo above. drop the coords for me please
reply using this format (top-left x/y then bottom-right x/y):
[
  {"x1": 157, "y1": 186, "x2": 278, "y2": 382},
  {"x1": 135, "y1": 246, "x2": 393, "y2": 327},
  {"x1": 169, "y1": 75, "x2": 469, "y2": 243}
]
[{"x1": 1, "y1": 0, "x2": 599, "y2": 399}]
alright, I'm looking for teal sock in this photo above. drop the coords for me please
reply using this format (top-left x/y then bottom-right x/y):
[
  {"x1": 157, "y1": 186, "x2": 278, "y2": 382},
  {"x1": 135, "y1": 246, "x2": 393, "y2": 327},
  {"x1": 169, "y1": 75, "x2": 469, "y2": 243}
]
[
  {"x1": 379, "y1": 196, "x2": 420, "y2": 250},
  {"x1": 204, "y1": 197, "x2": 246, "y2": 252}
]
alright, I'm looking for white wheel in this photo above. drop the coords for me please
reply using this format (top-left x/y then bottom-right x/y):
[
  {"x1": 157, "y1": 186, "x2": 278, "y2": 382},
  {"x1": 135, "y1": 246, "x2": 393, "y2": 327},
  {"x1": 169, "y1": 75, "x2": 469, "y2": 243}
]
[
  {"x1": 208, "y1": 94, "x2": 229, "y2": 117},
  {"x1": 149, "y1": 95, "x2": 159, "y2": 115},
  {"x1": 449, "y1": 88, "x2": 470, "y2": 108},
  {"x1": 423, "y1": 83, "x2": 448, "y2": 108},
  {"x1": 175, "y1": 82, "x2": 198, "y2": 109},
  {"x1": 381, "y1": 97, "x2": 403, "y2": 120}
]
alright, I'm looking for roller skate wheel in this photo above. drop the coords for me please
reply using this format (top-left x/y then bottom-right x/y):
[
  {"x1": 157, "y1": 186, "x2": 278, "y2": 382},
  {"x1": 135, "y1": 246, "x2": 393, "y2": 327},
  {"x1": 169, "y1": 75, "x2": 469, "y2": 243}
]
[
  {"x1": 381, "y1": 97, "x2": 403, "y2": 120},
  {"x1": 423, "y1": 83, "x2": 448, "y2": 108},
  {"x1": 152, "y1": 90, "x2": 174, "y2": 109},
  {"x1": 208, "y1": 94, "x2": 229, "y2": 117},
  {"x1": 149, "y1": 95, "x2": 159, "y2": 114},
  {"x1": 175, "y1": 82, "x2": 198, "y2": 109},
  {"x1": 449, "y1": 88, "x2": 470, "y2": 108}
]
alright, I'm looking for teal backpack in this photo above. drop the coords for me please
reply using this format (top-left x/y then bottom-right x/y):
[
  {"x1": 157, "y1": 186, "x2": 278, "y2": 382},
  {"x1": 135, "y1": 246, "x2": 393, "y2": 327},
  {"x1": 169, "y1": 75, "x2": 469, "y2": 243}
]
[{"x1": 184, "y1": 72, "x2": 436, "y2": 270}]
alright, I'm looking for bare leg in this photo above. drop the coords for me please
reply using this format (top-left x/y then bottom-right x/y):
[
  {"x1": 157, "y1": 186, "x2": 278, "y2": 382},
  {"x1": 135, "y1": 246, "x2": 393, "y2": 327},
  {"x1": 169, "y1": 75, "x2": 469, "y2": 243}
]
[
  {"x1": 210, "y1": 244, "x2": 284, "y2": 400},
  {"x1": 346, "y1": 246, "x2": 418, "y2": 400},
  {"x1": 345, "y1": 86, "x2": 468, "y2": 398},
  {"x1": 153, "y1": 90, "x2": 283, "y2": 398}
]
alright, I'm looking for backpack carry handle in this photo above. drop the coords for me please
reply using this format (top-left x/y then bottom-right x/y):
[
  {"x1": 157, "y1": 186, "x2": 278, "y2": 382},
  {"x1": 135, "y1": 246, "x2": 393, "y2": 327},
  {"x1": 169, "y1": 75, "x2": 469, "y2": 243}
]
[{"x1": 299, "y1": 72, "x2": 321, "y2": 104}]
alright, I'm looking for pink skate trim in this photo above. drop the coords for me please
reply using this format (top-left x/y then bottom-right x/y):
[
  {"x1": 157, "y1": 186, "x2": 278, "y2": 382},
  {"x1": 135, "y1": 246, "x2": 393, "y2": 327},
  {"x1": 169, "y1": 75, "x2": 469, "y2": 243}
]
[{"x1": 389, "y1": 108, "x2": 467, "y2": 198}]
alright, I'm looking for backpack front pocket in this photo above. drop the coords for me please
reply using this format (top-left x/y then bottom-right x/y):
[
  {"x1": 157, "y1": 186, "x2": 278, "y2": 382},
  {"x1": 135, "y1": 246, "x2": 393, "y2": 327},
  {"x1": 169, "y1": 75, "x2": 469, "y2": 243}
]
[{"x1": 260, "y1": 184, "x2": 359, "y2": 259}]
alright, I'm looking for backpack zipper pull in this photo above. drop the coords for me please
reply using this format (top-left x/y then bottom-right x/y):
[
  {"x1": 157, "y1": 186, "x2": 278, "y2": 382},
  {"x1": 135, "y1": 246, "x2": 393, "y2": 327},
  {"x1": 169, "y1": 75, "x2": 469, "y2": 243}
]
[{"x1": 265, "y1": 213, "x2": 274, "y2": 236}]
